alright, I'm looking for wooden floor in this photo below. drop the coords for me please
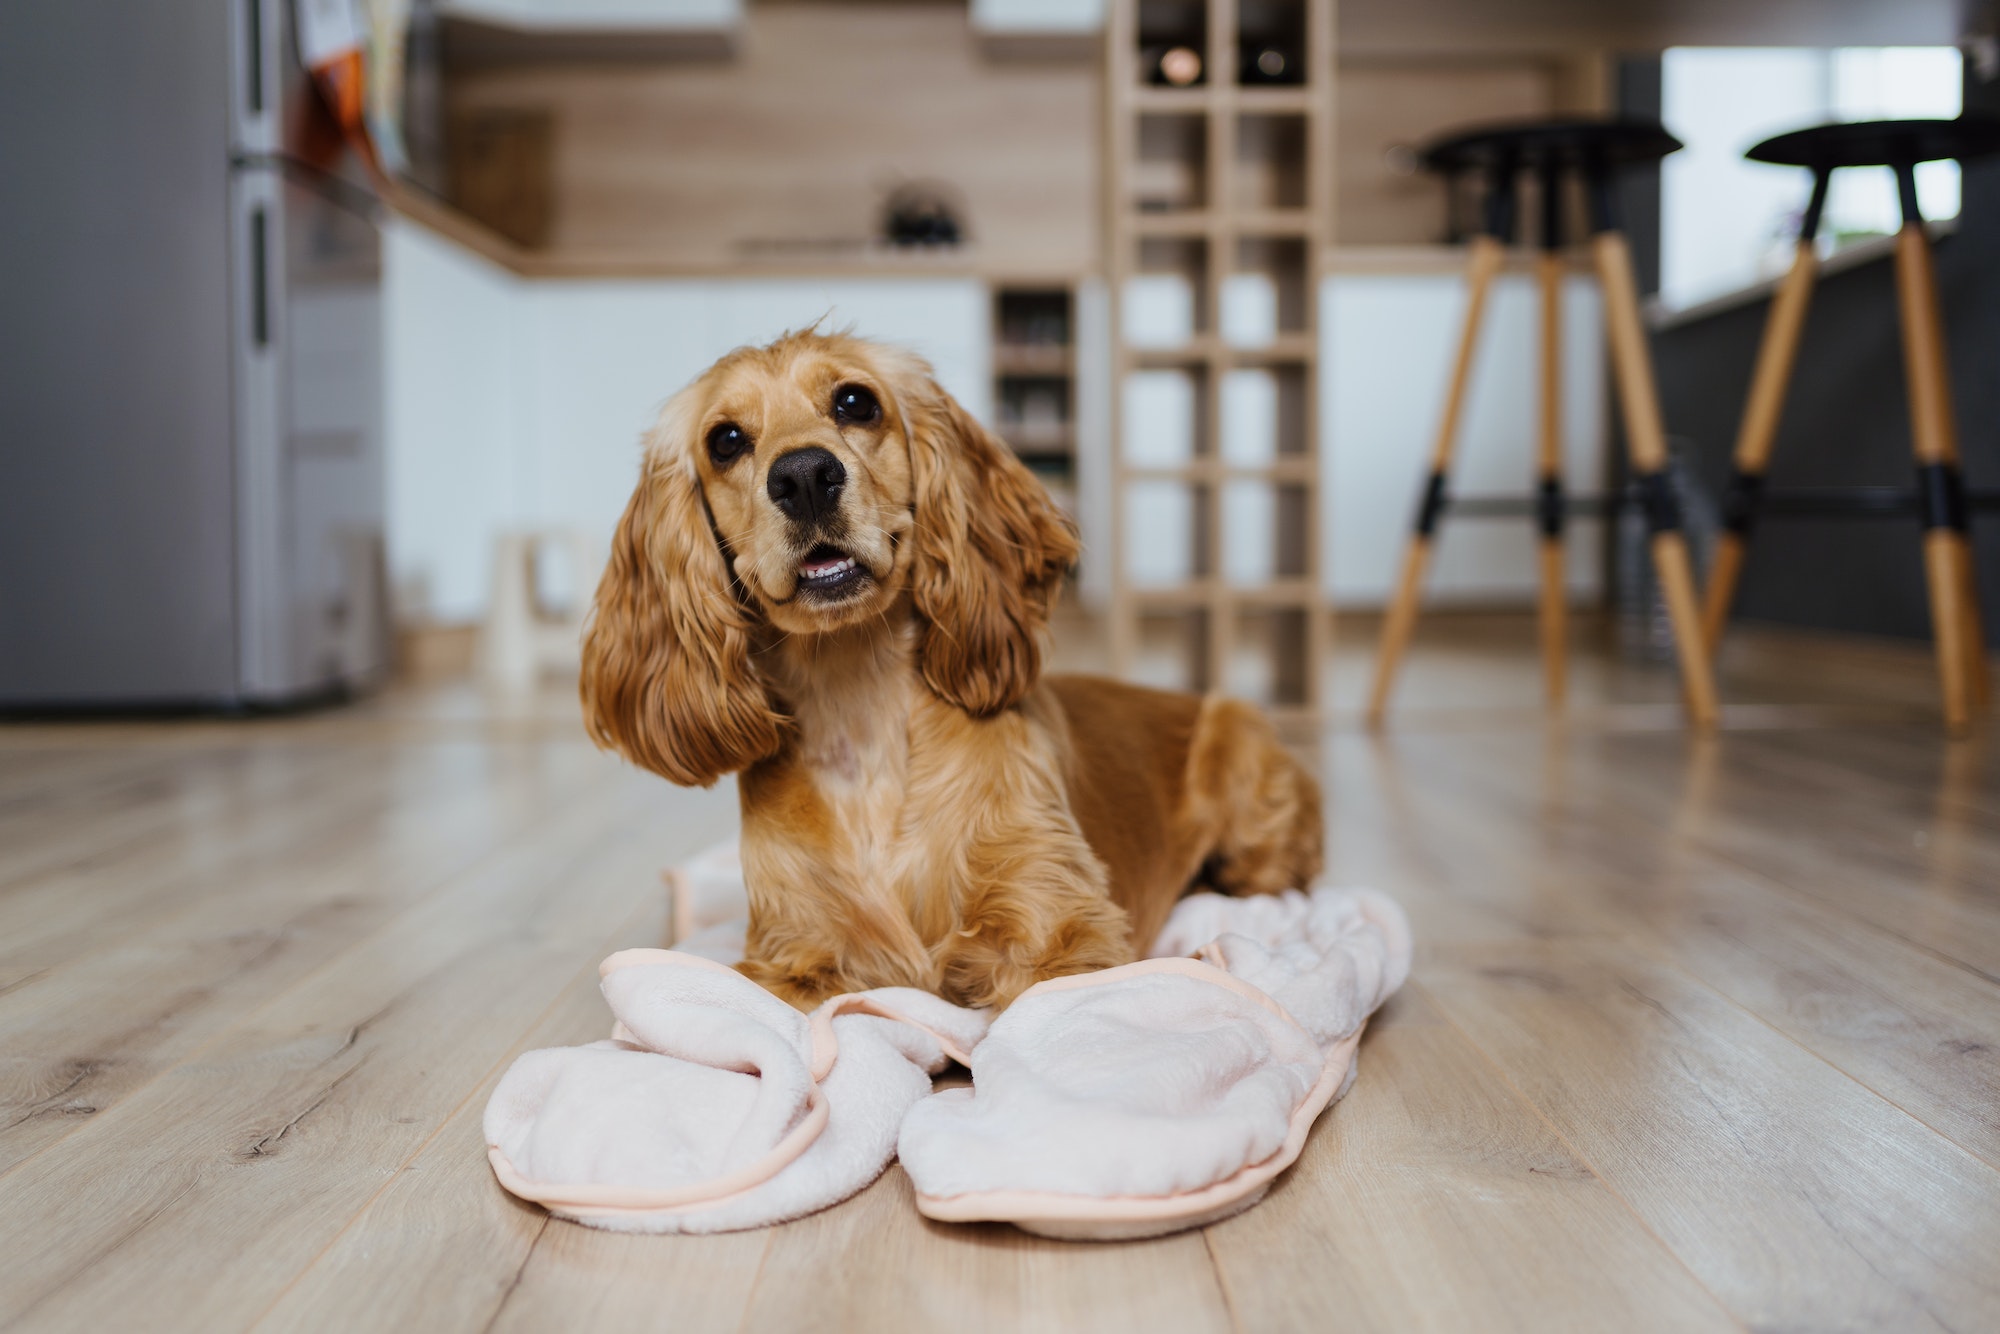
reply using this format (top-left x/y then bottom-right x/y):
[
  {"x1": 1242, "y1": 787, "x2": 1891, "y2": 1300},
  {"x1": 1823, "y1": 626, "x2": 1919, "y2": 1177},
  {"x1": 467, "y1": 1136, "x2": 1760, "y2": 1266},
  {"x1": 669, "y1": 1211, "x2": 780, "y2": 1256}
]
[{"x1": 4, "y1": 616, "x2": 1999, "y2": 1332}]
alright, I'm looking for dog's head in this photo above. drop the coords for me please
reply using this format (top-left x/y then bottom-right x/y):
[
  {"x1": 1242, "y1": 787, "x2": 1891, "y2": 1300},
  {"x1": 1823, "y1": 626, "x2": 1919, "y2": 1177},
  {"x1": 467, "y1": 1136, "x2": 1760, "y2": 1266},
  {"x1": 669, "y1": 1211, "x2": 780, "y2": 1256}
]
[{"x1": 581, "y1": 330, "x2": 1079, "y2": 786}]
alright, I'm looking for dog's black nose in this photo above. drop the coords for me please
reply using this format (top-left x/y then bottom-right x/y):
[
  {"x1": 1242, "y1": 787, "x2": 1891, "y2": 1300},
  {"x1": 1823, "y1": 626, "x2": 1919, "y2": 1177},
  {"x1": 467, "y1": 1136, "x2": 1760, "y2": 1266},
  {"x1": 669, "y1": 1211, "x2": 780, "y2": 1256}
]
[{"x1": 766, "y1": 447, "x2": 846, "y2": 524}]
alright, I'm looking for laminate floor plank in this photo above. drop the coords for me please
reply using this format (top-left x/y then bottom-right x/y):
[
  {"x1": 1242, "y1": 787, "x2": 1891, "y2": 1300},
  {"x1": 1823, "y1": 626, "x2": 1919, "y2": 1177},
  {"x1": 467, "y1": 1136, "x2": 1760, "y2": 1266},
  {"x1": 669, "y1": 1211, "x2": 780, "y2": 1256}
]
[
  {"x1": 741, "y1": 1163, "x2": 1234, "y2": 1334},
  {"x1": 1202, "y1": 985, "x2": 1738, "y2": 1333},
  {"x1": 1678, "y1": 732, "x2": 2000, "y2": 903},
  {"x1": 0, "y1": 742, "x2": 357, "y2": 893},
  {"x1": 0, "y1": 740, "x2": 599, "y2": 971},
  {"x1": 0, "y1": 740, "x2": 621, "y2": 980},
  {"x1": 0, "y1": 743, "x2": 618, "y2": 1172},
  {"x1": 1595, "y1": 734, "x2": 2000, "y2": 977},
  {"x1": 0, "y1": 772, "x2": 713, "y2": 1332},
  {"x1": 488, "y1": 1214, "x2": 771, "y2": 1334},
  {"x1": 1560, "y1": 733, "x2": 2000, "y2": 990},
  {"x1": 1422, "y1": 940, "x2": 2000, "y2": 1332},
  {"x1": 247, "y1": 893, "x2": 741, "y2": 1334},
  {"x1": 0, "y1": 742, "x2": 168, "y2": 813},
  {"x1": 1348, "y1": 729, "x2": 2000, "y2": 1170},
  {"x1": 0, "y1": 743, "x2": 386, "y2": 940},
  {"x1": 1747, "y1": 725, "x2": 2000, "y2": 824}
]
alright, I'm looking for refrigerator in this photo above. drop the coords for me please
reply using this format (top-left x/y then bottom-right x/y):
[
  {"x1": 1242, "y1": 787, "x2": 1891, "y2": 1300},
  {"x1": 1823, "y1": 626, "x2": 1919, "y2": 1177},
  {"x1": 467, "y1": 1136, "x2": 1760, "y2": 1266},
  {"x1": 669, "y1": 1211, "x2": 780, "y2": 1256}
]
[{"x1": 0, "y1": 0, "x2": 389, "y2": 709}]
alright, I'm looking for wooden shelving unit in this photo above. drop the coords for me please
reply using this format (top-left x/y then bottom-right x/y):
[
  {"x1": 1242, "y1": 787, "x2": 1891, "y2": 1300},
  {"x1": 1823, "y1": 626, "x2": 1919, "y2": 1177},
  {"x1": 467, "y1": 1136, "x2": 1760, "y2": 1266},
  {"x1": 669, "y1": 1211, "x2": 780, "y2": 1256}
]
[
  {"x1": 992, "y1": 286, "x2": 1079, "y2": 513},
  {"x1": 1104, "y1": 0, "x2": 1333, "y2": 715}
]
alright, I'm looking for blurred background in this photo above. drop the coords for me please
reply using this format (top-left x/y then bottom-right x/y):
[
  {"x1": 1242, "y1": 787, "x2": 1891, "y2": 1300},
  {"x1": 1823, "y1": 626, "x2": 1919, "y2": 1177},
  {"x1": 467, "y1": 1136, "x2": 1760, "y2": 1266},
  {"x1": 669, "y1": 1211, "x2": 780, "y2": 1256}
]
[{"x1": 1, "y1": 0, "x2": 1993, "y2": 712}]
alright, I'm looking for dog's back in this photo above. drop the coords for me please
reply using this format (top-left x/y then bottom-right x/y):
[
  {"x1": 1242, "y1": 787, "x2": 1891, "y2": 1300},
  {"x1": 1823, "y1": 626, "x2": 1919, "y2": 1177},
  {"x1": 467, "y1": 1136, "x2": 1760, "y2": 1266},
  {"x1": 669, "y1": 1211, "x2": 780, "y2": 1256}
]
[{"x1": 1047, "y1": 675, "x2": 1324, "y2": 951}]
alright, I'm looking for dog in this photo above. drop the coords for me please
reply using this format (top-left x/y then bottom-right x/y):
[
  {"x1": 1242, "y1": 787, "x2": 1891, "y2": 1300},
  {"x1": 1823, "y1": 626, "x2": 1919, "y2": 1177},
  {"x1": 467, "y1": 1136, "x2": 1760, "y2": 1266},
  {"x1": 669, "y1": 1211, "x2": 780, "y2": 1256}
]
[{"x1": 581, "y1": 330, "x2": 1323, "y2": 1011}]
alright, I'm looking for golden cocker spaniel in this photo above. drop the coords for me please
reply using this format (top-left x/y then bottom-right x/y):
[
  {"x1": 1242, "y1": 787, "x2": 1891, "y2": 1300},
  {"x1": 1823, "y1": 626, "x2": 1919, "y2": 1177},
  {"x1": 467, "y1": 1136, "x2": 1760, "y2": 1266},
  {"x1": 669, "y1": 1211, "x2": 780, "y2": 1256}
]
[{"x1": 582, "y1": 331, "x2": 1322, "y2": 1010}]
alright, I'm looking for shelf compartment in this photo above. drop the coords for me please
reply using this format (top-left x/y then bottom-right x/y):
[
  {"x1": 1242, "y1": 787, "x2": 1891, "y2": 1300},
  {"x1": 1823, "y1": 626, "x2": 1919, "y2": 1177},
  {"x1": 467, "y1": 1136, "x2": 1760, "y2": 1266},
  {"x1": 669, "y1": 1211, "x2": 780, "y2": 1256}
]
[
  {"x1": 1132, "y1": 606, "x2": 1214, "y2": 694},
  {"x1": 1125, "y1": 478, "x2": 1214, "y2": 590},
  {"x1": 1220, "y1": 363, "x2": 1310, "y2": 462},
  {"x1": 1236, "y1": 0, "x2": 1307, "y2": 87},
  {"x1": 1223, "y1": 235, "x2": 1311, "y2": 345},
  {"x1": 1133, "y1": 114, "x2": 1210, "y2": 214},
  {"x1": 1234, "y1": 113, "x2": 1309, "y2": 211},
  {"x1": 1124, "y1": 236, "x2": 1212, "y2": 346},
  {"x1": 1227, "y1": 605, "x2": 1313, "y2": 708},
  {"x1": 991, "y1": 284, "x2": 1075, "y2": 480},
  {"x1": 995, "y1": 287, "x2": 1071, "y2": 347},
  {"x1": 1122, "y1": 364, "x2": 1211, "y2": 467},
  {"x1": 1137, "y1": 0, "x2": 1210, "y2": 90},
  {"x1": 996, "y1": 375, "x2": 1071, "y2": 443},
  {"x1": 1221, "y1": 478, "x2": 1312, "y2": 586}
]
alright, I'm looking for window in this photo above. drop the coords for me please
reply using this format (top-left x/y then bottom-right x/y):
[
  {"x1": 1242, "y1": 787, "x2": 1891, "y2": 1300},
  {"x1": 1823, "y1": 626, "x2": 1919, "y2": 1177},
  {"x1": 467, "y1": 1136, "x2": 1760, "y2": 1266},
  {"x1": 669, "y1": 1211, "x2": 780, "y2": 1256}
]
[{"x1": 1660, "y1": 46, "x2": 1962, "y2": 311}]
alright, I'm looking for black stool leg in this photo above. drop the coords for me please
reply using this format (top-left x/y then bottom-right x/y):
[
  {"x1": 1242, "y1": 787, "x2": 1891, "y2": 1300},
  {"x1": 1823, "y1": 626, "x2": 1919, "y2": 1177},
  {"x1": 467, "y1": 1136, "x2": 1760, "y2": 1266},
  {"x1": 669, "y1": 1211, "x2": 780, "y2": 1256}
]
[
  {"x1": 1702, "y1": 167, "x2": 1829, "y2": 654},
  {"x1": 1893, "y1": 163, "x2": 1987, "y2": 731},
  {"x1": 1535, "y1": 157, "x2": 1569, "y2": 706},
  {"x1": 1368, "y1": 160, "x2": 1515, "y2": 726},
  {"x1": 1586, "y1": 158, "x2": 1720, "y2": 729}
]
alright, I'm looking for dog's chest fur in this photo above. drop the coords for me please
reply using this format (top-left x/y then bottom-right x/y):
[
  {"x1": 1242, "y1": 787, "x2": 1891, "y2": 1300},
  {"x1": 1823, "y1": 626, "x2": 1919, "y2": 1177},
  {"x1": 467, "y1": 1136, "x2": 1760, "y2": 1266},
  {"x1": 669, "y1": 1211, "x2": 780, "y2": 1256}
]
[
  {"x1": 775, "y1": 624, "x2": 920, "y2": 878},
  {"x1": 736, "y1": 617, "x2": 1089, "y2": 993}
]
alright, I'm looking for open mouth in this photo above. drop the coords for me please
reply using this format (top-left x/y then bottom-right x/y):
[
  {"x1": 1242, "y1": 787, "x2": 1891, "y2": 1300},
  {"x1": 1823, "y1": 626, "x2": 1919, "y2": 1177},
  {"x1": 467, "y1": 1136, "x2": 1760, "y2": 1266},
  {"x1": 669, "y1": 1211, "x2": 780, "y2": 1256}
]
[{"x1": 795, "y1": 543, "x2": 870, "y2": 600}]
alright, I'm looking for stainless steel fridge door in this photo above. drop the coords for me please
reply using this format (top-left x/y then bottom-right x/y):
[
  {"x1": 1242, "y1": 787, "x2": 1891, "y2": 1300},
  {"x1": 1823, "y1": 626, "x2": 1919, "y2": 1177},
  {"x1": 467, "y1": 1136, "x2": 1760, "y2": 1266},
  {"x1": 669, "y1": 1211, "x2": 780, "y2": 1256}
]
[
  {"x1": 280, "y1": 171, "x2": 388, "y2": 695},
  {"x1": 230, "y1": 163, "x2": 387, "y2": 703},
  {"x1": 0, "y1": 0, "x2": 241, "y2": 705},
  {"x1": 230, "y1": 0, "x2": 388, "y2": 702}
]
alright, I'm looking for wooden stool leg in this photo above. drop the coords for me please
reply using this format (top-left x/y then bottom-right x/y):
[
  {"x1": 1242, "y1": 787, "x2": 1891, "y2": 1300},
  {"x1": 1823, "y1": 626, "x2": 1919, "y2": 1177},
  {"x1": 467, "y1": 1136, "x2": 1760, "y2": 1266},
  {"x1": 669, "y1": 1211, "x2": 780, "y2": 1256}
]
[
  {"x1": 1952, "y1": 544, "x2": 1984, "y2": 716},
  {"x1": 1367, "y1": 234, "x2": 1506, "y2": 725},
  {"x1": 1894, "y1": 214, "x2": 1982, "y2": 732},
  {"x1": 1702, "y1": 235, "x2": 1820, "y2": 653},
  {"x1": 1535, "y1": 250, "x2": 1567, "y2": 706},
  {"x1": 1593, "y1": 228, "x2": 1720, "y2": 729}
]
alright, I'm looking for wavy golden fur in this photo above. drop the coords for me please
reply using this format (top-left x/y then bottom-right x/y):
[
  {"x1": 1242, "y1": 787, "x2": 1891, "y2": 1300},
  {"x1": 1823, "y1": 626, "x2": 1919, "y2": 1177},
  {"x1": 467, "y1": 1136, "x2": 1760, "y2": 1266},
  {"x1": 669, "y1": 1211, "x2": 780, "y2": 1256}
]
[{"x1": 582, "y1": 330, "x2": 1322, "y2": 1010}]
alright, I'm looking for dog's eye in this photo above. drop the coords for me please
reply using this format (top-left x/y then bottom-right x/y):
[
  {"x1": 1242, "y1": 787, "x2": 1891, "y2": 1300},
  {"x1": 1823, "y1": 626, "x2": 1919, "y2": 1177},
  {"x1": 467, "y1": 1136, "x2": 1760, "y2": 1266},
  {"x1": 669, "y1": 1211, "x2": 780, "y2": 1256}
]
[
  {"x1": 706, "y1": 422, "x2": 751, "y2": 465},
  {"x1": 832, "y1": 385, "x2": 881, "y2": 426}
]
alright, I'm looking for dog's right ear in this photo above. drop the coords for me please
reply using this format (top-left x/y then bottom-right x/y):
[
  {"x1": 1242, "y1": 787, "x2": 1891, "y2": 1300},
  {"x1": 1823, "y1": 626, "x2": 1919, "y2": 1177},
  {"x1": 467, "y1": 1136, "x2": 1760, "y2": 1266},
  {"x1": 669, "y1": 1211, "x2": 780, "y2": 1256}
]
[{"x1": 580, "y1": 397, "x2": 784, "y2": 787}]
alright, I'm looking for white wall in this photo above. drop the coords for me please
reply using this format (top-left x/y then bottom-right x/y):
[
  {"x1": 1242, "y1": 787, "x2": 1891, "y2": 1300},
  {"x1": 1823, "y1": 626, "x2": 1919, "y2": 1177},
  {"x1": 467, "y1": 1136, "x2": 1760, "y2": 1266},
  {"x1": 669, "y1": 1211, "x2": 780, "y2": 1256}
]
[
  {"x1": 383, "y1": 217, "x2": 988, "y2": 623},
  {"x1": 1325, "y1": 272, "x2": 1606, "y2": 607},
  {"x1": 382, "y1": 220, "x2": 524, "y2": 625}
]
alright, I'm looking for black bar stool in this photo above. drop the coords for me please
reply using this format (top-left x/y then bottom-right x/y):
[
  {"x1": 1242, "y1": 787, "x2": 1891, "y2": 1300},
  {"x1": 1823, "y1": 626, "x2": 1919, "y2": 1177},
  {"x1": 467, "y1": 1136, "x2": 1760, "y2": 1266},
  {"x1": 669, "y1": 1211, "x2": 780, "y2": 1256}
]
[
  {"x1": 1367, "y1": 116, "x2": 1719, "y2": 728},
  {"x1": 1701, "y1": 115, "x2": 2000, "y2": 734}
]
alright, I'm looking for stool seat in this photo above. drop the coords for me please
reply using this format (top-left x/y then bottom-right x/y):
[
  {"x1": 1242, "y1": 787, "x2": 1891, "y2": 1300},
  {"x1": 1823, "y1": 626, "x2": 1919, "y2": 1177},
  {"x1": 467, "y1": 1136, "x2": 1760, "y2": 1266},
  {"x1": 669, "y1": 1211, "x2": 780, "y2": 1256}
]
[
  {"x1": 1420, "y1": 116, "x2": 1681, "y2": 175},
  {"x1": 1748, "y1": 115, "x2": 2000, "y2": 169}
]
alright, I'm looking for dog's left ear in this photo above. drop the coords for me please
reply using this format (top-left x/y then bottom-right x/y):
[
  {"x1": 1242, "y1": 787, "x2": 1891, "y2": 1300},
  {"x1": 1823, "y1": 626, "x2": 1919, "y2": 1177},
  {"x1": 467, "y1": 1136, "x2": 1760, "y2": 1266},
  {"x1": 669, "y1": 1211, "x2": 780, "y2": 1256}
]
[
  {"x1": 579, "y1": 390, "x2": 785, "y2": 786},
  {"x1": 905, "y1": 382, "x2": 1080, "y2": 715}
]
